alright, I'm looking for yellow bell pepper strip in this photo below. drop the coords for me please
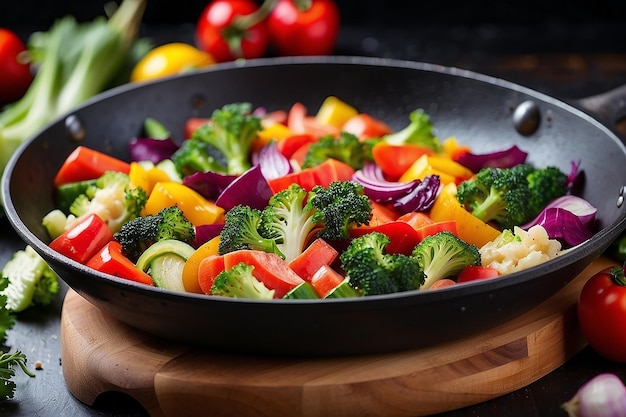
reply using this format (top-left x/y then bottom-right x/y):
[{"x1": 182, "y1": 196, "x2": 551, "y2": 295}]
[
  {"x1": 129, "y1": 162, "x2": 173, "y2": 195},
  {"x1": 315, "y1": 96, "x2": 359, "y2": 129},
  {"x1": 182, "y1": 236, "x2": 220, "y2": 293},
  {"x1": 429, "y1": 183, "x2": 500, "y2": 247},
  {"x1": 442, "y1": 136, "x2": 472, "y2": 160},
  {"x1": 142, "y1": 182, "x2": 225, "y2": 226},
  {"x1": 399, "y1": 154, "x2": 474, "y2": 185}
]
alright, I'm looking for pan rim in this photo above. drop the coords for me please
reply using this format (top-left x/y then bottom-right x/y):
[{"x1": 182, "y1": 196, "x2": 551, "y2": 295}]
[{"x1": 3, "y1": 55, "x2": 626, "y2": 308}]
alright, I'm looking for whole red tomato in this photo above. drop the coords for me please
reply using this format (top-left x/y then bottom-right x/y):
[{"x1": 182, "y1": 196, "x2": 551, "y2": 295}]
[
  {"x1": 267, "y1": 0, "x2": 340, "y2": 56},
  {"x1": 578, "y1": 265, "x2": 626, "y2": 362},
  {"x1": 0, "y1": 28, "x2": 33, "y2": 105},
  {"x1": 196, "y1": 0, "x2": 270, "y2": 62}
]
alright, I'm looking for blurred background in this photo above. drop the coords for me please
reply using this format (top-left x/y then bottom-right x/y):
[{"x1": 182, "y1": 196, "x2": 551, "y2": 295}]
[{"x1": 2, "y1": 0, "x2": 626, "y2": 98}]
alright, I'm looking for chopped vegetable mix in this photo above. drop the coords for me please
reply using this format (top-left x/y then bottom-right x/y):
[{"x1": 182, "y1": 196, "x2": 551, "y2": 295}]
[{"x1": 39, "y1": 96, "x2": 597, "y2": 299}]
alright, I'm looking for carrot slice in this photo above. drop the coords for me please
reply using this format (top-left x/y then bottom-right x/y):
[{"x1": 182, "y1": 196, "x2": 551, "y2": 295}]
[
  {"x1": 197, "y1": 254, "x2": 226, "y2": 295},
  {"x1": 288, "y1": 238, "x2": 339, "y2": 282},
  {"x1": 310, "y1": 265, "x2": 345, "y2": 298}
]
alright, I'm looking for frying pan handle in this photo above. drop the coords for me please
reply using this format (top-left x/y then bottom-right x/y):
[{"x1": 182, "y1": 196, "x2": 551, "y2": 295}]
[{"x1": 574, "y1": 84, "x2": 626, "y2": 140}]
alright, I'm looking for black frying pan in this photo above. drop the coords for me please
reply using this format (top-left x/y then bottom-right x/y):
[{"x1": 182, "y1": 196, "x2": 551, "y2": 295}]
[{"x1": 3, "y1": 56, "x2": 626, "y2": 356}]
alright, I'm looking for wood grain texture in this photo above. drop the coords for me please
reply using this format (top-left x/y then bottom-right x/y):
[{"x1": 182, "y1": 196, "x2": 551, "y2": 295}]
[{"x1": 60, "y1": 257, "x2": 616, "y2": 417}]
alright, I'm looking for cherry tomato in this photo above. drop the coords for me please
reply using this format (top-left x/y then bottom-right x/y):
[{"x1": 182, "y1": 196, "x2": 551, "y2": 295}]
[
  {"x1": 578, "y1": 265, "x2": 626, "y2": 363},
  {"x1": 130, "y1": 43, "x2": 214, "y2": 82},
  {"x1": 0, "y1": 28, "x2": 33, "y2": 104},
  {"x1": 195, "y1": 0, "x2": 270, "y2": 62},
  {"x1": 267, "y1": 0, "x2": 340, "y2": 56}
]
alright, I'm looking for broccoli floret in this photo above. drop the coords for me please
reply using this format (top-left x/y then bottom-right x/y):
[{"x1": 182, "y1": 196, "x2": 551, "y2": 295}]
[
  {"x1": 114, "y1": 206, "x2": 195, "y2": 262},
  {"x1": 0, "y1": 245, "x2": 59, "y2": 312},
  {"x1": 302, "y1": 132, "x2": 378, "y2": 170},
  {"x1": 382, "y1": 109, "x2": 442, "y2": 152},
  {"x1": 306, "y1": 180, "x2": 373, "y2": 241},
  {"x1": 412, "y1": 231, "x2": 481, "y2": 290},
  {"x1": 340, "y1": 232, "x2": 424, "y2": 296},
  {"x1": 210, "y1": 262, "x2": 275, "y2": 299},
  {"x1": 171, "y1": 102, "x2": 262, "y2": 176},
  {"x1": 218, "y1": 205, "x2": 284, "y2": 258},
  {"x1": 457, "y1": 164, "x2": 568, "y2": 229},
  {"x1": 526, "y1": 166, "x2": 568, "y2": 215},
  {"x1": 260, "y1": 184, "x2": 323, "y2": 263},
  {"x1": 66, "y1": 170, "x2": 148, "y2": 234},
  {"x1": 456, "y1": 164, "x2": 533, "y2": 229},
  {"x1": 170, "y1": 136, "x2": 226, "y2": 176}
]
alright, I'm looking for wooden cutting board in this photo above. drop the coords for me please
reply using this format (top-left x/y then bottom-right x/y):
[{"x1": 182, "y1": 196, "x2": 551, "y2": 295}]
[{"x1": 59, "y1": 257, "x2": 616, "y2": 417}]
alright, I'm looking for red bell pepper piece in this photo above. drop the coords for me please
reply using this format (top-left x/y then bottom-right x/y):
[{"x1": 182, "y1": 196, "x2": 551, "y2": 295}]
[
  {"x1": 222, "y1": 250, "x2": 304, "y2": 298},
  {"x1": 288, "y1": 238, "x2": 339, "y2": 282},
  {"x1": 310, "y1": 264, "x2": 345, "y2": 298},
  {"x1": 349, "y1": 221, "x2": 421, "y2": 256},
  {"x1": 49, "y1": 213, "x2": 114, "y2": 264},
  {"x1": 371, "y1": 142, "x2": 434, "y2": 180},
  {"x1": 86, "y1": 241, "x2": 154, "y2": 286},
  {"x1": 456, "y1": 265, "x2": 500, "y2": 283},
  {"x1": 341, "y1": 113, "x2": 393, "y2": 140},
  {"x1": 267, "y1": 158, "x2": 355, "y2": 194},
  {"x1": 277, "y1": 134, "x2": 316, "y2": 159},
  {"x1": 53, "y1": 146, "x2": 130, "y2": 187},
  {"x1": 184, "y1": 117, "x2": 210, "y2": 139}
]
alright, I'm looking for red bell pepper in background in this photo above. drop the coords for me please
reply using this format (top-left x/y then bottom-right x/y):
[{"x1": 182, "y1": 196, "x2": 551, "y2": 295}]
[
  {"x1": 341, "y1": 113, "x2": 393, "y2": 140},
  {"x1": 184, "y1": 117, "x2": 210, "y2": 138},
  {"x1": 49, "y1": 213, "x2": 113, "y2": 264},
  {"x1": 53, "y1": 146, "x2": 130, "y2": 187},
  {"x1": 86, "y1": 241, "x2": 154, "y2": 286}
]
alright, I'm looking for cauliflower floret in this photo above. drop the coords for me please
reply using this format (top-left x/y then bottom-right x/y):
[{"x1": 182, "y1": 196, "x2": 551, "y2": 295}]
[{"x1": 479, "y1": 225, "x2": 562, "y2": 275}]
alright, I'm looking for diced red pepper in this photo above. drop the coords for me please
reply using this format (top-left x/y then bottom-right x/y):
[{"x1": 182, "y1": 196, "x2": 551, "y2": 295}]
[
  {"x1": 310, "y1": 265, "x2": 345, "y2": 298},
  {"x1": 184, "y1": 117, "x2": 210, "y2": 139},
  {"x1": 222, "y1": 250, "x2": 304, "y2": 298},
  {"x1": 288, "y1": 238, "x2": 339, "y2": 282},
  {"x1": 53, "y1": 146, "x2": 130, "y2": 187},
  {"x1": 49, "y1": 214, "x2": 114, "y2": 264},
  {"x1": 457, "y1": 266, "x2": 500, "y2": 283},
  {"x1": 277, "y1": 134, "x2": 317, "y2": 159},
  {"x1": 349, "y1": 221, "x2": 421, "y2": 256},
  {"x1": 267, "y1": 158, "x2": 355, "y2": 194},
  {"x1": 372, "y1": 142, "x2": 434, "y2": 180},
  {"x1": 86, "y1": 241, "x2": 154, "y2": 285}
]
